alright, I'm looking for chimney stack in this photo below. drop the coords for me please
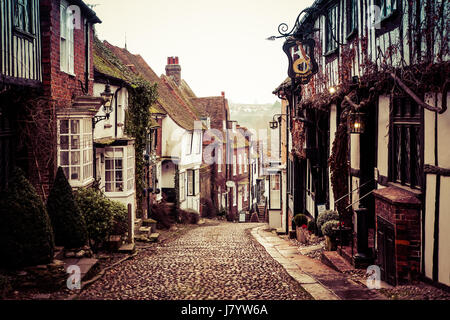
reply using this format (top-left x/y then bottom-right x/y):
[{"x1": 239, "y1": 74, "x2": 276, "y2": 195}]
[{"x1": 166, "y1": 56, "x2": 181, "y2": 86}]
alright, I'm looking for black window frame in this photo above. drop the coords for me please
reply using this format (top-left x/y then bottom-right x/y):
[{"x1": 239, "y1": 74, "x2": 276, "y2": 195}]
[
  {"x1": 325, "y1": 4, "x2": 339, "y2": 56},
  {"x1": 13, "y1": 0, "x2": 35, "y2": 38},
  {"x1": 389, "y1": 96, "x2": 423, "y2": 190},
  {"x1": 346, "y1": 0, "x2": 358, "y2": 39}
]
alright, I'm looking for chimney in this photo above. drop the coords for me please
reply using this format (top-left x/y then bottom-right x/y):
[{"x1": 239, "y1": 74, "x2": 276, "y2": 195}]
[{"x1": 165, "y1": 56, "x2": 181, "y2": 86}]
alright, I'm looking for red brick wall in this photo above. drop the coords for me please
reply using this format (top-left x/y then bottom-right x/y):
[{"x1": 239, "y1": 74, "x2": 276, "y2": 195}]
[
  {"x1": 374, "y1": 187, "x2": 421, "y2": 284},
  {"x1": 41, "y1": 0, "x2": 95, "y2": 109}
]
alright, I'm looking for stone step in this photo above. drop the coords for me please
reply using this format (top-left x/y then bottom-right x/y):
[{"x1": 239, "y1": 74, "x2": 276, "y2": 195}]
[
  {"x1": 134, "y1": 218, "x2": 142, "y2": 229},
  {"x1": 138, "y1": 226, "x2": 152, "y2": 235},
  {"x1": 118, "y1": 243, "x2": 136, "y2": 254},
  {"x1": 64, "y1": 258, "x2": 99, "y2": 281},
  {"x1": 149, "y1": 233, "x2": 160, "y2": 242},
  {"x1": 321, "y1": 251, "x2": 354, "y2": 273}
]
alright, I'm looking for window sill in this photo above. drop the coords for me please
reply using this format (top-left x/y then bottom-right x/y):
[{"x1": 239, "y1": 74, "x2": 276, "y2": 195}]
[
  {"x1": 346, "y1": 28, "x2": 357, "y2": 41},
  {"x1": 323, "y1": 48, "x2": 339, "y2": 57},
  {"x1": 105, "y1": 189, "x2": 136, "y2": 197},
  {"x1": 60, "y1": 70, "x2": 76, "y2": 77},
  {"x1": 13, "y1": 28, "x2": 36, "y2": 41}
]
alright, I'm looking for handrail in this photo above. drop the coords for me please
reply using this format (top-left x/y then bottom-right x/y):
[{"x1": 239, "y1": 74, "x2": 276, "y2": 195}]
[
  {"x1": 345, "y1": 190, "x2": 375, "y2": 210},
  {"x1": 334, "y1": 179, "x2": 374, "y2": 206}
]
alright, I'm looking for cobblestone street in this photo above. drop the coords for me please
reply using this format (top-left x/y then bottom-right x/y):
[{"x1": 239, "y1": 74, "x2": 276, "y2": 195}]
[{"x1": 79, "y1": 222, "x2": 312, "y2": 300}]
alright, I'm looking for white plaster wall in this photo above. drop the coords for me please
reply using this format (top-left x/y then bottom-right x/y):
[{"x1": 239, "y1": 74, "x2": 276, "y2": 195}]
[
  {"x1": 438, "y1": 93, "x2": 450, "y2": 168},
  {"x1": 161, "y1": 116, "x2": 183, "y2": 159},
  {"x1": 377, "y1": 95, "x2": 390, "y2": 179},
  {"x1": 93, "y1": 82, "x2": 128, "y2": 140},
  {"x1": 329, "y1": 104, "x2": 337, "y2": 210},
  {"x1": 439, "y1": 176, "x2": 450, "y2": 286},
  {"x1": 424, "y1": 174, "x2": 436, "y2": 279},
  {"x1": 161, "y1": 162, "x2": 175, "y2": 188}
]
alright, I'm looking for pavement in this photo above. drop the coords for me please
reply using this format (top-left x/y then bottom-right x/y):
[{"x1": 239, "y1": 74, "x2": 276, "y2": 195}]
[
  {"x1": 78, "y1": 222, "x2": 313, "y2": 300},
  {"x1": 251, "y1": 225, "x2": 386, "y2": 300}
]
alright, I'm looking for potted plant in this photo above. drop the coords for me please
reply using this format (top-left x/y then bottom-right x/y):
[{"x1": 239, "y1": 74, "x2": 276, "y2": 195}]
[
  {"x1": 321, "y1": 220, "x2": 340, "y2": 251},
  {"x1": 294, "y1": 214, "x2": 309, "y2": 244}
]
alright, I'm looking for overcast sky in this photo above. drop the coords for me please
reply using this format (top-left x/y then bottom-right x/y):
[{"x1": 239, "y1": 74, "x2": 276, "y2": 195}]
[{"x1": 85, "y1": 0, "x2": 315, "y2": 105}]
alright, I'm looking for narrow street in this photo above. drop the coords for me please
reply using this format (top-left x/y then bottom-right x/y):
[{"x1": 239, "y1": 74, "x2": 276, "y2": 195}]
[{"x1": 79, "y1": 222, "x2": 312, "y2": 300}]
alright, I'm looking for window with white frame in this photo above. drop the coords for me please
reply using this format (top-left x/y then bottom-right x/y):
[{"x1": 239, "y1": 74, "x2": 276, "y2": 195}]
[
  {"x1": 180, "y1": 171, "x2": 186, "y2": 201},
  {"x1": 60, "y1": 0, "x2": 74, "y2": 74},
  {"x1": 233, "y1": 155, "x2": 237, "y2": 176},
  {"x1": 238, "y1": 154, "x2": 243, "y2": 174},
  {"x1": 186, "y1": 132, "x2": 193, "y2": 155},
  {"x1": 127, "y1": 145, "x2": 134, "y2": 191},
  {"x1": 187, "y1": 169, "x2": 195, "y2": 196},
  {"x1": 105, "y1": 147, "x2": 124, "y2": 192},
  {"x1": 195, "y1": 131, "x2": 202, "y2": 154},
  {"x1": 59, "y1": 119, "x2": 93, "y2": 183},
  {"x1": 195, "y1": 169, "x2": 200, "y2": 195},
  {"x1": 244, "y1": 152, "x2": 248, "y2": 173}
]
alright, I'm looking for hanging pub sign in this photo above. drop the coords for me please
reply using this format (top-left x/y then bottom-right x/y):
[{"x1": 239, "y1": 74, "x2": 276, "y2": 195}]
[{"x1": 283, "y1": 38, "x2": 318, "y2": 84}]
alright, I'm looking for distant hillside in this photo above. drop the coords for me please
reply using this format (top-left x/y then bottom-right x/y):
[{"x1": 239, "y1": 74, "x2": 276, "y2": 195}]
[{"x1": 229, "y1": 101, "x2": 281, "y2": 133}]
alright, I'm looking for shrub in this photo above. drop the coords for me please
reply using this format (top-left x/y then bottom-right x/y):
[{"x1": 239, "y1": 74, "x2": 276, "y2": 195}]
[
  {"x1": 321, "y1": 220, "x2": 340, "y2": 237},
  {"x1": 151, "y1": 201, "x2": 173, "y2": 229},
  {"x1": 180, "y1": 209, "x2": 200, "y2": 224},
  {"x1": 226, "y1": 211, "x2": 235, "y2": 222},
  {"x1": 0, "y1": 168, "x2": 54, "y2": 268},
  {"x1": 317, "y1": 210, "x2": 339, "y2": 232},
  {"x1": 218, "y1": 207, "x2": 226, "y2": 217},
  {"x1": 307, "y1": 220, "x2": 317, "y2": 234},
  {"x1": 110, "y1": 201, "x2": 128, "y2": 236},
  {"x1": 75, "y1": 188, "x2": 113, "y2": 252},
  {"x1": 200, "y1": 197, "x2": 217, "y2": 218},
  {"x1": 47, "y1": 167, "x2": 87, "y2": 249},
  {"x1": 294, "y1": 214, "x2": 308, "y2": 228}
]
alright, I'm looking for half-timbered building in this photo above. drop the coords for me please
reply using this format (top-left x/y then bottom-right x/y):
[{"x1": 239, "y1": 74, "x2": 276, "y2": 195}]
[{"x1": 274, "y1": 0, "x2": 449, "y2": 287}]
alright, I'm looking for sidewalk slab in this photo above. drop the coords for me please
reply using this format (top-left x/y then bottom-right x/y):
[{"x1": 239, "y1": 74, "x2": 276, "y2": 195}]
[{"x1": 251, "y1": 225, "x2": 386, "y2": 300}]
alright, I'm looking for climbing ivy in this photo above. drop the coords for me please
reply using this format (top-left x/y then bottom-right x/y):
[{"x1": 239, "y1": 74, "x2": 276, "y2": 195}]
[{"x1": 125, "y1": 78, "x2": 158, "y2": 218}]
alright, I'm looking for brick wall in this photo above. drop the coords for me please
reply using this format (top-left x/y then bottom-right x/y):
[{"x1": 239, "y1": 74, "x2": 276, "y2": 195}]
[
  {"x1": 373, "y1": 187, "x2": 421, "y2": 284},
  {"x1": 41, "y1": 0, "x2": 95, "y2": 109}
]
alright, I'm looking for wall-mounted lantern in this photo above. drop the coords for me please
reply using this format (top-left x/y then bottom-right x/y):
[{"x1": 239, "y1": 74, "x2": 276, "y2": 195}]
[
  {"x1": 93, "y1": 83, "x2": 114, "y2": 127},
  {"x1": 349, "y1": 110, "x2": 366, "y2": 134},
  {"x1": 270, "y1": 120, "x2": 279, "y2": 130}
]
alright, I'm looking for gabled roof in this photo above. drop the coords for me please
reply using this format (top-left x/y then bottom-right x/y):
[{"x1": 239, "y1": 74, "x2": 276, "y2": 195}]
[
  {"x1": 190, "y1": 96, "x2": 229, "y2": 130},
  {"x1": 103, "y1": 42, "x2": 201, "y2": 130}
]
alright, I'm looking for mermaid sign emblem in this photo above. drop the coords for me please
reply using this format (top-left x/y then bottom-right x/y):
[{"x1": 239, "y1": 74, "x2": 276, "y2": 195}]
[{"x1": 283, "y1": 38, "x2": 318, "y2": 84}]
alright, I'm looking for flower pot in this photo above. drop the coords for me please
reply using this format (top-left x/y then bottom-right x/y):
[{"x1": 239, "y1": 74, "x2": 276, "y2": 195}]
[
  {"x1": 325, "y1": 235, "x2": 337, "y2": 251},
  {"x1": 296, "y1": 227, "x2": 309, "y2": 244}
]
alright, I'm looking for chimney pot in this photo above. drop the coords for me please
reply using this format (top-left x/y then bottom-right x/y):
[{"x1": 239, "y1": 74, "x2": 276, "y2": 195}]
[
  {"x1": 221, "y1": 91, "x2": 225, "y2": 97},
  {"x1": 175, "y1": 57, "x2": 179, "y2": 64}
]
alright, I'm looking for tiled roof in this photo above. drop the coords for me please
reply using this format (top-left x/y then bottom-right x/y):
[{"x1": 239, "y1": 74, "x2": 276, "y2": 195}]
[
  {"x1": 190, "y1": 96, "x2": 229, "y2": 130},
  {"x1": 103, "y1": 42, "x2": 200, "y2": 131}
]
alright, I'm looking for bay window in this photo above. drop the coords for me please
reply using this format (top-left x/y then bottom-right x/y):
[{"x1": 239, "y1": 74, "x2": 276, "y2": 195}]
[
  {"x1": 127, "y1": 145, "x2": 135, "y2": 191},
  {"x1": 105, "y1": 148, "x2": 124, "y2": 192},
  {"x1": 58, "y1": 118, "x2": 93, "y2": 184}
]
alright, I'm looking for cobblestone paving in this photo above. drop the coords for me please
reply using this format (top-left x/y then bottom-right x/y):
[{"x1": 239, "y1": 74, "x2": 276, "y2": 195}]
[{"x1": 79, "y1": 222, "x2": 312, "y2": 300}]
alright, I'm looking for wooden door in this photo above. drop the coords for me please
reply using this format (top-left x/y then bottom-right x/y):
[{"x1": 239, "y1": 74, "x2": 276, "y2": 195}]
[{"x1": 377, "y1": 216, "x2": 396, "y2": 285}]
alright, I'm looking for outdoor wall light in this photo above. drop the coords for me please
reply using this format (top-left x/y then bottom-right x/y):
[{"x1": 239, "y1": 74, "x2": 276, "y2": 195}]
[
  {"x1": 93, "y1": 83, "x2": 114, "y2": 127},
  {"x1": 270, "y1": 120, "x2": 279, "y2": 130},
  {"x1": 100, "y1": 83, "x2": 114, "y2": 115},
  {"x1": 329, "y1": 86, "x2": 337, "y2": 94},
  {"x1": 349, "y1": 111, "x2": 366, "y2": 134}
]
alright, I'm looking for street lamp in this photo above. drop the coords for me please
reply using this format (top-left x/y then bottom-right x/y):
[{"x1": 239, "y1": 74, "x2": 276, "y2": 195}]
[{"x1": 349, "y1": 111, "x2": 366, "y2": 134}]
